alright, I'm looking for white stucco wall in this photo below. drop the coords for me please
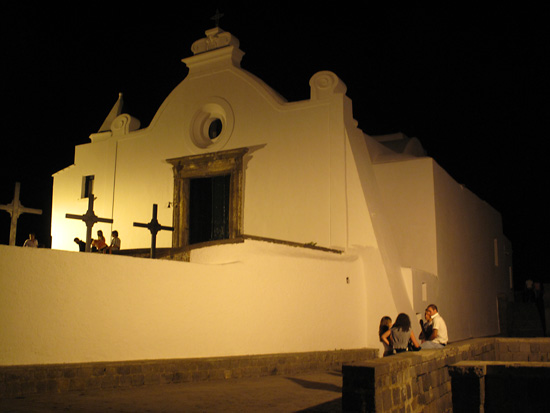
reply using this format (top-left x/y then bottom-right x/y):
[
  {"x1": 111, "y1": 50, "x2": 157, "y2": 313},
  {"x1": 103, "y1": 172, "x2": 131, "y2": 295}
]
[
  {"x1": 373, "y1": 157, "x2": 438, "y2": 276},
  {"x1": 51, "y1": 139, "x2": 119, "y2": 250},
  {"x1": 0, "y1": 241, "x2": 368, "y2": 366},
  {"x1": 433, "y1": 164, "x2": 510, "y2": 340},
  {"x1": 371, "y1": 157, "x2": 510, "y2": 342}
]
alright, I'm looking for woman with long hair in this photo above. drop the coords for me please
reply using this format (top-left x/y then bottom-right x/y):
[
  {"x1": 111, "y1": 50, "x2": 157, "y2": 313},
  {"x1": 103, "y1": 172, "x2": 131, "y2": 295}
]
[
  {"x1": 92, "y1": 229, "x2": 108, "y2": 253},
  {"x1": 378, "y1": 316, "x2": 393, "y2": 357},
  {"x1": 381, "y1": 313, "x2": 420, "y2": 353}
]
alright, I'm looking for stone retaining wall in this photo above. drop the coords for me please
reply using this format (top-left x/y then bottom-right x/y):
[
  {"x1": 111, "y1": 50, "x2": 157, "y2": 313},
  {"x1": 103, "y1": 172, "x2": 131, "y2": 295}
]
[
  {"x1": 342, "y1": 337, "x2": 550, "y2": 413},
  {"x1": 495, "y1": 337, "x2": 550, "y2": 361},
  {"x1": 0, "y1": 348, "x2": 376, "y2": 399},
  {"x1": 449, "y1": 360, "x2": 550, "y2": 412},
  {"x1": 5, "y1": 338, "x2": 549, "y2": 407}
]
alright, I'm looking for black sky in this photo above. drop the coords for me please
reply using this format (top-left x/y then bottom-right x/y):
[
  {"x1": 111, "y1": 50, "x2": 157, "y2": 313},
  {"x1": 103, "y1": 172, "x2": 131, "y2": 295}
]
[{"x1": 1, "y1": 4, "x2": 548, "y2": 287}]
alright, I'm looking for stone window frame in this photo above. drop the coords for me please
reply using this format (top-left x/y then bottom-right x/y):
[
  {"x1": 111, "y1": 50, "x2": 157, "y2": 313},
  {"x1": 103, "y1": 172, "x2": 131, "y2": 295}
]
[{"x1": 167, "y1": 147, "x2": 248, "y2": 248}]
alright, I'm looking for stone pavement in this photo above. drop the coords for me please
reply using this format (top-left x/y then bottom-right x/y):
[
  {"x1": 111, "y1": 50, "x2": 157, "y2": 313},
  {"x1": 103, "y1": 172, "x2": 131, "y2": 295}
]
[{"x1": 0, "y1": 370, "x2": 343, "y2": 412}]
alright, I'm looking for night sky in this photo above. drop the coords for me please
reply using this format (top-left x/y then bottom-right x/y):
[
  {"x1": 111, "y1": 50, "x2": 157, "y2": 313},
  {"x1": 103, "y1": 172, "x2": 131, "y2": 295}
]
[{"x1": 1, "y1": 4, "x2": 548, "y2": 288}]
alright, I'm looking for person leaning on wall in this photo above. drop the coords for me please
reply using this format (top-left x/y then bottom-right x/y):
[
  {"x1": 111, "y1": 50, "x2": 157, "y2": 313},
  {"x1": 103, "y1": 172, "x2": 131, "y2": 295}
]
[{"x1": 74, "y1": 237, "x2": 86, "y2": 252}]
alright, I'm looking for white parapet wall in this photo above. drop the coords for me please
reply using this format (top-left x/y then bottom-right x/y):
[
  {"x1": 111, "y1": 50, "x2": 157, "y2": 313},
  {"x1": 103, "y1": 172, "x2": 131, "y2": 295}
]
[{"x1": 0, "y1": 241, "x2": 368, "y2": 366}]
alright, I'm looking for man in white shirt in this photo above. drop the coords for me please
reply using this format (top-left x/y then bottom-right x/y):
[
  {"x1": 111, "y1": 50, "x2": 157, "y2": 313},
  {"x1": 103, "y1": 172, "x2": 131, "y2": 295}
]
[
  {"x1": 421, "y1": 304, "x2": 448, "y2": 349},
  {"x1": 109, "y1": 230, "x2": 121, "y2": 253}
]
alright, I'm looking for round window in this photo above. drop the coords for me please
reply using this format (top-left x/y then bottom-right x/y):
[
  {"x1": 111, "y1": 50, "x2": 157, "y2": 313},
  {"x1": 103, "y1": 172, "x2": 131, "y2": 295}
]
[
  {"x1": 208, "y1": 118, "x2": 223, "y2": 140},
  {"x1": 188, "y1": 97, "x2": 234, "y2": 150}
]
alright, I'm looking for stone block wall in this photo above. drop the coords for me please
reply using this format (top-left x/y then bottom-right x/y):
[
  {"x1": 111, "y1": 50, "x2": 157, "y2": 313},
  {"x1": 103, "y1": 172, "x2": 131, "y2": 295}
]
[
  {"x1": 449, "y1": 360, "x2": 550, "y2": 412},
  {"x1": 0, "y1": 348, "x2": 377, "y2": 399},
  {"x1": 342, "y1": 338, "x2": 550, "y2": 412},
  {"x1": 342, "y1": 338, "x2": 499, "y2": 413},
  {"x1": 495, "y1": 337, "x2": 550, "y2": 361}
]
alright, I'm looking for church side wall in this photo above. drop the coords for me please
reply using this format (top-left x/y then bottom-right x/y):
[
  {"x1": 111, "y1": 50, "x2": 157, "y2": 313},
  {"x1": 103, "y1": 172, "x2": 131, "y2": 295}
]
[
  {"x1": 344, "y1": 124, "x2": 421, "y2": 353},
  {"x1": 372, "y1": 158, "x2": 438, "y2": 276},
  {"x1": 366, "y1": 156, "x2": 510, "y2": 343},
  {"x1": 0, "y1": 242, "x2": 367, "y2": 366},
  {"x1": 433, "y1": 163, "x2": 510, "y2": 341},
  {"x1": 344, "y1": 134, "x2": 400, "y2": 354}
]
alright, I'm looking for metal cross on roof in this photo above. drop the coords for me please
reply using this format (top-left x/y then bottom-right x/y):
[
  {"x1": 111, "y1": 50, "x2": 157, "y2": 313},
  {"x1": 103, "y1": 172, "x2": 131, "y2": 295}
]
[
  {"x1": 0, "y1": 182, "x2": 42, "y2": 246},
  {"x1": 133, "y1": 204, "x2": 174, "y2": 258},
  {"x1": 210, "y1": 9, "x2": 224, "y2": 27},
  {"x1": 65, "y1": 196, "x2": 113, "y2": 252}
]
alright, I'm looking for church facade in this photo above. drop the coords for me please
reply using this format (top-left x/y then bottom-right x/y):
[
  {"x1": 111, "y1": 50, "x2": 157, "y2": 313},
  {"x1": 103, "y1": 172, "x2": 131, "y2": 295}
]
[{"x1": 47, "y1": 27, "x2": 511, "y2": 359}]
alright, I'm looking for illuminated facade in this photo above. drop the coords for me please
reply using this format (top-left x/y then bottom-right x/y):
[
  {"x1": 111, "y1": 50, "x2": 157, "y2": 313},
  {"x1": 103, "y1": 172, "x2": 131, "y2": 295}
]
[{"x1": 36, "y1": 27, "x2": 513, "y2": 363}]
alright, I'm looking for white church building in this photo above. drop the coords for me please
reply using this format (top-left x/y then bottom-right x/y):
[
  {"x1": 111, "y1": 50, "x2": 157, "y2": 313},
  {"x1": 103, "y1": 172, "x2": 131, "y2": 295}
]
[{"x1": 1, "y1": 27, "x2": 511, "y2": 366}]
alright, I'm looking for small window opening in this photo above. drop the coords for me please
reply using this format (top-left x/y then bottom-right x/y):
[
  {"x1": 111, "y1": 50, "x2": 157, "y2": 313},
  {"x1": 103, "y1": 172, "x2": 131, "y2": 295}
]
[{"x1": 81, "y1": 175, "x2": 94, "y2": 198}]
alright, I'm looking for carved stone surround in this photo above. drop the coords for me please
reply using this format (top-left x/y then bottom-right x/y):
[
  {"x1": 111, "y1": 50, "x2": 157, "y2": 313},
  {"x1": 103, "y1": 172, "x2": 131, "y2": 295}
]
[{"x1": 167, "y1": 148, "x2": 248, "y2": 248}]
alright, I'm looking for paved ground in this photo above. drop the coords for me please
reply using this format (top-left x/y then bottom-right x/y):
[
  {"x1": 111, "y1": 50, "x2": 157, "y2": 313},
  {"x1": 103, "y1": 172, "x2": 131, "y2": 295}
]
[{"x1": 0, "y1": 371, "x2": 343, "y2": 412}]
